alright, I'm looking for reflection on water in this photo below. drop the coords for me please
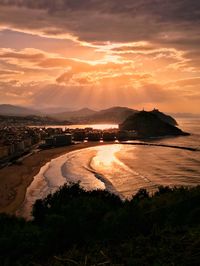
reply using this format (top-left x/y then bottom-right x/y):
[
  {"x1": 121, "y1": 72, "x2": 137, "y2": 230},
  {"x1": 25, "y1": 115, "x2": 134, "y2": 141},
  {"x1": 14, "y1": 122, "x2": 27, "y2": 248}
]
[
  {"x1": 92, "y1": 145, "x2": 122, "y2": 167},
  {"x1": 19, "y1": 143, "x2": 200, "y2": 219},
  {"x1": 19, "y1": 118, "x2": 200, "y2": 219},
  {"x1": 38, "y1": 124, "x2": 118, "y2": 130}
]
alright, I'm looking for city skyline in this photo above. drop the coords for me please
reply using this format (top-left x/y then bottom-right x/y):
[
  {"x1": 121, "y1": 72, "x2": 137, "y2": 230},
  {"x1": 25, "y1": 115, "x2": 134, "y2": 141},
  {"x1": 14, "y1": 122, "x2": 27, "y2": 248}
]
[{"x1": 0, "y1": 0, "x2": 199, "y2": 113}]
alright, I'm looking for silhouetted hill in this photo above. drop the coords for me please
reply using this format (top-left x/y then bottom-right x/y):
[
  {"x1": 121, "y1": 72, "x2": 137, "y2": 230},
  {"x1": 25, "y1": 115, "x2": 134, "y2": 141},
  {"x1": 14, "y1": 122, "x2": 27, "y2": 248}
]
[
  {"x1": 52, "y1": 106, "x2": 138, "y2": 123},
  {"x1": 52, "y1": 107, "x2": 97, "y2": 121},
  {"x1": 120, "y1": 111, "x2": 188, "y2": 137},
  {"x1": 87, "y1": 106, "x2": 138, "y2": 123},
  {"x1": 151, "y1": 109, "x2": 178, "y2": 126},
  {"x1": 38, "y1": 107, "x2": 73, "y2": 114},
  {"x1": 0, "y1": 104, "x2": 41, "y2": 116}
]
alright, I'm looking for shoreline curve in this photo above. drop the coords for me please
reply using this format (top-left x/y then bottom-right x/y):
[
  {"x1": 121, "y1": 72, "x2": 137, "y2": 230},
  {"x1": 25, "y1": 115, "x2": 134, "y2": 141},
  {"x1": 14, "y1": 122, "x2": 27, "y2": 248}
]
[
  {"x1": 0, "y1": 140, "x2": 198, "y2": 215},
  {"x1": 0, "y1": 142, "x2": 110, "y2": 215}
]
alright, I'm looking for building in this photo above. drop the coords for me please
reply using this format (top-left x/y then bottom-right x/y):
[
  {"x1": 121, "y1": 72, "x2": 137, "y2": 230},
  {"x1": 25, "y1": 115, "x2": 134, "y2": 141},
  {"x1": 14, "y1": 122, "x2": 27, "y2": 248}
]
[
  {"x1": 87, "y1": 132, "x2": 101, "y2": 141},
  {"x1": 54, "y1": 134, "x2": 72, "y2": 146},
  {"x1": 73, "y1": 130, "x2": 86, "y2": 141},
  {"x1": 102, "y1": 132, "x2": 116, "y2": 141},
  {"x1": 45, "y1": 137, "x2": 55, "y2": 147},
  {"x1": 0, "y1": 146, "x2": 9, "y2": 160}
]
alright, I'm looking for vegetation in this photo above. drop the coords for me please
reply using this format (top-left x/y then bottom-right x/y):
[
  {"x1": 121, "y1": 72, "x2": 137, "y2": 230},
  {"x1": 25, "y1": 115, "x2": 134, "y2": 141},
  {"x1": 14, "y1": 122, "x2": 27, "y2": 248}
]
[{"x1": 0, "y1": 183, "x2": 200, "y2": 265}]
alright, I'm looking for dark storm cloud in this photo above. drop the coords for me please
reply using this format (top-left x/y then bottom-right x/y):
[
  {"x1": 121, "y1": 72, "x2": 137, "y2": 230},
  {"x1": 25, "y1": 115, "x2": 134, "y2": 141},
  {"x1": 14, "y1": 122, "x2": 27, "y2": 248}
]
[
  {"x1": 0, "y1": 1, "x2": 199, "y2": 112},
  {"x1": 1, "y1": 0, "x2": 199, "y2": 21},
  {"x1": 0, "y1": 0, "x2": 199, "y2": 43}
]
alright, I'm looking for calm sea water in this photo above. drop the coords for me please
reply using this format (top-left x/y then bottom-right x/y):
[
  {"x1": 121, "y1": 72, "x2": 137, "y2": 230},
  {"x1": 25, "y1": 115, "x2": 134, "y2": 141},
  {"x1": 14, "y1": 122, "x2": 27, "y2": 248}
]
[
  {"x1": 19, "y1": 118, "x2": 200, "y2": 219},
  {"x1": 40, "y1": 124, "x2": 118, "y2": 130}
]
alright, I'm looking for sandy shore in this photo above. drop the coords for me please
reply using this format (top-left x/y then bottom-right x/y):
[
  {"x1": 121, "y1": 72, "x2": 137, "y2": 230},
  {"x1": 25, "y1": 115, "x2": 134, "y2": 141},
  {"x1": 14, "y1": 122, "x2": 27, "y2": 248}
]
[{"x1": 0, "y1": 142, "x2": 109, "y2": 215}]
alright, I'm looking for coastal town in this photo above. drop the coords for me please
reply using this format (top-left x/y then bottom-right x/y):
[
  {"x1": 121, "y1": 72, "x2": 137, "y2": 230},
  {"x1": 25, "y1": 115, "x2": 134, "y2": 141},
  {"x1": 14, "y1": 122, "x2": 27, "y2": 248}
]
[
  {"x1": 0, "y1": 109, "x2": 189, "y2": 168},
  {"x1": 0, "y1": 125, "x2": 138, "y2": 167}
]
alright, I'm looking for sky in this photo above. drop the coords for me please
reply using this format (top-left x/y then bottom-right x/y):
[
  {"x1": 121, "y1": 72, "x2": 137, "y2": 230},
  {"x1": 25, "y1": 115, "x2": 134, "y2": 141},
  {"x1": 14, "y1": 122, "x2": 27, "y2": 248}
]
[{"x1": 0, "y1": 0, "x2": 199, "y2": 113}]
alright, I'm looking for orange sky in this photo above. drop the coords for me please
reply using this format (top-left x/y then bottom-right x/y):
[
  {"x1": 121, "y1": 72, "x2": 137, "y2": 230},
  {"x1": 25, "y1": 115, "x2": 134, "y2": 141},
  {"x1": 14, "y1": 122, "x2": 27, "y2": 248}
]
[{"x1": 0, "y1": 0, "x2": 199, "y2": 113}]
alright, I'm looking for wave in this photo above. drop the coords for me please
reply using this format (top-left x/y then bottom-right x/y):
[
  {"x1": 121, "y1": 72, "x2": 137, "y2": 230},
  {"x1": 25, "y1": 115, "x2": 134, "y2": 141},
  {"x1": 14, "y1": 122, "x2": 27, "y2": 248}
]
[
  {"x1": 18, "y1": 143, "x2": 200, "y2": 219},
  {"x1": 84, "y1": 165, "x2": 123, "y2": 199}
]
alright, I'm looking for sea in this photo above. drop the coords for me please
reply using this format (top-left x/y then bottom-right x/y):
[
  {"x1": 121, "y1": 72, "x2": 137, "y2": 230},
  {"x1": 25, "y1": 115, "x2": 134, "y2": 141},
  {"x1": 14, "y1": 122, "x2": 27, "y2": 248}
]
[{"x1": 18, "y1": 118, "x2": 200, "y2": 219}]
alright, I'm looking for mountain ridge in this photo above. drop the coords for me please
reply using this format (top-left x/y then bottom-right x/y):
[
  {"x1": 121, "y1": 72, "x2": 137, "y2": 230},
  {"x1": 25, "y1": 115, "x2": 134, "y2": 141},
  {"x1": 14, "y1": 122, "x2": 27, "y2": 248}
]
[
  {"x1": 0, "y1": 104, "x2": 41, "y2": 116},
  {"x1": 53, "y1": 106, "x2": 138, "y2": 124},
  {"x1": 0, "y1": 104, "x2": 180, "y2": 125}
]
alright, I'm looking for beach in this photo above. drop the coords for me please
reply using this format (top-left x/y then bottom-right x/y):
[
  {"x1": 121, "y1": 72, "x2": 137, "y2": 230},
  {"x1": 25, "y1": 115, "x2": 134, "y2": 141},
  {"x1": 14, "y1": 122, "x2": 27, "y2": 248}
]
[
  {"x1": 1, "y1": 117, "x2": 200, "y2": 217},
  {"x1": 0, "y1": 142, "x2": 108, "y2": 215}
]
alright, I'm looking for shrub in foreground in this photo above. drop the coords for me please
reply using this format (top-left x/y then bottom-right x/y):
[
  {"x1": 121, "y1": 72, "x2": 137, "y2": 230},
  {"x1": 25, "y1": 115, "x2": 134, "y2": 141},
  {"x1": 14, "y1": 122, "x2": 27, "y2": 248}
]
[{"x1": 0, "y1": 184, "x2": 200, "y2": 265}]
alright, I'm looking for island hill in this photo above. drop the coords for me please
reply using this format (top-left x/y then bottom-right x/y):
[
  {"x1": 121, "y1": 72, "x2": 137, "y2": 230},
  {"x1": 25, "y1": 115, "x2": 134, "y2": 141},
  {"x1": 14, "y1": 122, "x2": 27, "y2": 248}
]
[{"x1": 119, "y1": 109, "x2": 189, "y2": 138}]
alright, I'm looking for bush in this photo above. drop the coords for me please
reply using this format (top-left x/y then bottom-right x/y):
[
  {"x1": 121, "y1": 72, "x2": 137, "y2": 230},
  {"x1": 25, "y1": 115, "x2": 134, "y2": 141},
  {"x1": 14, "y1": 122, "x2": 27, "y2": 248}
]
[{"x1": 0, "y1": 184, "x2": 200, "y2": 265}]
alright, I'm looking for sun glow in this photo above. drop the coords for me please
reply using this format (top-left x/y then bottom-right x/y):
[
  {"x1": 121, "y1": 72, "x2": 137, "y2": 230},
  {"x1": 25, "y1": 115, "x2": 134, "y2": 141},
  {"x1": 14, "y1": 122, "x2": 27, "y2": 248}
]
[
  {"x1": 93, "y1": 145, "x2": 122, "y2": 167},
  {"x1": 0, "y1": 1, "x2": 199, "y2": 112}
]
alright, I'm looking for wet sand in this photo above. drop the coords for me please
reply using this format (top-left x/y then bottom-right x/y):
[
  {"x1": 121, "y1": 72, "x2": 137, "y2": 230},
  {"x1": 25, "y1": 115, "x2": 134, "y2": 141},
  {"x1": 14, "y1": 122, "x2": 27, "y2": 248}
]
[{"x1": 0, "y1": 142, "x2": 107, "y2": 215}]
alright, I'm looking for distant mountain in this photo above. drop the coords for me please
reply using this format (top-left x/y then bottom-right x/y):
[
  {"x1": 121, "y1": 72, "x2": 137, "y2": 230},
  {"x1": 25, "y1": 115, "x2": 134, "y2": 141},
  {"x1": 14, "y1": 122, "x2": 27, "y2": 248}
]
[
  {"x1": 85, "y1": 106, "x2": 138, "y2": 124},
  {"x1": 38, "y1": 107, "x2": 74, "y2": 115},
  {"x1": 1, "y1": 104, "x2": 190, "y2": 127},
  {"x1": 52, "y1": 108, "x2": 97, "y2": 121},
  {"x1": 51, "y1": 106, "x2": 138, "y2": 124},
  {"x1": 119, "y1": 111, "x2": 188, "y2": 138},
  {"x1": 0, "y1": 104, "x2": 41, "y2": 116},
  {"x1": 0, "y1": 105, "x2": 139, "y2": 123}
]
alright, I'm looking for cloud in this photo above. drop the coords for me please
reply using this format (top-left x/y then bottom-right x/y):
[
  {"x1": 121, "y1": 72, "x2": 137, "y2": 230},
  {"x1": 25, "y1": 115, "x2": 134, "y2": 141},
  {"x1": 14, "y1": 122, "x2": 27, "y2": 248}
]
[
  {"x1": 0, "y1": 78, "x2": 197, "y2": 112},
  {"x1": 0, "y1": 0, "x2": 199, "y2": 44},
  {"x1": 55, "y1": 60, "x2": 134, "y2": 84},
  {"x1": 0, "y1": 69, "x2": 22, "y2": 76},
  {"x1": 0, "y1": 0, "x2": 198, "y2": 73},
  {"x1": 0, "y1": 48, "x2": 67, "y2": 82},
  {"x1": 0, "y1": 48, "x2": 46, "y2": 61},
  {"x1": 39, "y1": 58, "x2": 127, "y2": 71},
  {"x1": 166, "y1": 77, "x2": 200, "y2": 88},
  {"x1": 0, "y1": 1, "x2": 199, "y2": 112}
]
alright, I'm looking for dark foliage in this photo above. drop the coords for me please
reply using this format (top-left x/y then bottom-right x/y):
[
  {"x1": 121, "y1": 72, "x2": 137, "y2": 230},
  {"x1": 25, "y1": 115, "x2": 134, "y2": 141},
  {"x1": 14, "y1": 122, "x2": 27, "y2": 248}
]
[{"x1": 0, "y1": 184, "x2": 200, "y2": 265}]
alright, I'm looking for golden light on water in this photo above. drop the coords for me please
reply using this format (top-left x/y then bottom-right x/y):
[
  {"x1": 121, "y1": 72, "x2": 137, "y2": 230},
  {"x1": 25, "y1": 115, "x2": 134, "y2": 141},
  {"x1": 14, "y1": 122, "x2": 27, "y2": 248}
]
[
  {"x1": 42, "y1": 124, "x2": 118, "y2": 130},
  {"x1": 90, "y1": 124, "x2": 118, "y2": 130},
  {"x1": 93, "y1": 145, "x2": 122, "y2": 167},
  {"x1": 68, "y1": 124, "x2": 118, "y2": 130}
]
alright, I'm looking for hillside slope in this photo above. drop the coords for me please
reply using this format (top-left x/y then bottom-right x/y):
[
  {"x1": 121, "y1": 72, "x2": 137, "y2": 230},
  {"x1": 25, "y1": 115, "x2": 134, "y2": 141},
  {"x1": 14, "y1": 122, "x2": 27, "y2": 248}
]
[
  {"x1": 120, "y1": 111, "x2": 188, "y2": 137},
  {"x1": 0, "y1": 104, "x2": 40, "y2": 116},
  {"x1": 52, "y1": 106, "x2": 138, "y2": 123}
]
